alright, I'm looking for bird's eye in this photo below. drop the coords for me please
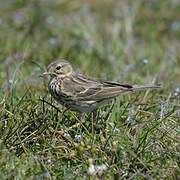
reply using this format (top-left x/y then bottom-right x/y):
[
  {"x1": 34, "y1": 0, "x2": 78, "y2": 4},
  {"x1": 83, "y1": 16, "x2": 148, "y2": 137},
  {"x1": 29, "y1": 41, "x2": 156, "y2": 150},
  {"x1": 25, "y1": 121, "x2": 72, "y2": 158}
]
[{"x1": 56, "y1": 66, "x2": 61, "y2": 70}]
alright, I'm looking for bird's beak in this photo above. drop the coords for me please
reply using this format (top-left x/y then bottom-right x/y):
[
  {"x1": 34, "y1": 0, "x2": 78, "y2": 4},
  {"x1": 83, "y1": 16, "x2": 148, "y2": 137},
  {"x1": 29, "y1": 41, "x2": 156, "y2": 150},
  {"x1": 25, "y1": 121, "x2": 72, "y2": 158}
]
[
  {"x1": 39, "y1": 72, "x2": 51, "y2": 78},
  {"x1": 41, "y1": 72, "x2": 57, "y2": 77},
  {"x1": 43, "y1": 72, "x2": 51, "y2": 76}
]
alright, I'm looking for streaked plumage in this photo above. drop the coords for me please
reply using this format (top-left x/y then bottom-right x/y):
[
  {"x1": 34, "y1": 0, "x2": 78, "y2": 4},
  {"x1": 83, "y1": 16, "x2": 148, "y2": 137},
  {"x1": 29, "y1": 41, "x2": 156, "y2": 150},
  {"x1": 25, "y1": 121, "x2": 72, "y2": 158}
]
[{"x1": 43, "y1": 60, "x2": 160, "y2": 113}]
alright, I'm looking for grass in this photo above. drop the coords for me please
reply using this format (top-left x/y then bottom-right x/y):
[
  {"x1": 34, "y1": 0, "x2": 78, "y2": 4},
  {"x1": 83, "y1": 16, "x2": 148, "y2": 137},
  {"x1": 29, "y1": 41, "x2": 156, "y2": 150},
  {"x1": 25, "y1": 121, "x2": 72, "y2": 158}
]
[{"x1": 0, "y1": 0, "x2": 180, "y2": 179}]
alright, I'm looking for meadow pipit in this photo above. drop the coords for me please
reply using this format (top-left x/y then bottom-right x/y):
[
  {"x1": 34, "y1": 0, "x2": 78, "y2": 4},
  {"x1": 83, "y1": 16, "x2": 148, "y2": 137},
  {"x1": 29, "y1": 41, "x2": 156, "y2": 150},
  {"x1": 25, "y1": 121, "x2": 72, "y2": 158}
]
[{"x1": 43, "y1": 60, "x2": 160, "y2": 115}]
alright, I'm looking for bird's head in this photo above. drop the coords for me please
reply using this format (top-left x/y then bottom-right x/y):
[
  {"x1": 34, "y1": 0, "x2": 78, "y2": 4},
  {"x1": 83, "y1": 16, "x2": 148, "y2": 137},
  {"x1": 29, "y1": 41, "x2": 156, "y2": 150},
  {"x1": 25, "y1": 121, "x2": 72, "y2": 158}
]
[{"x1": 43, "y1": 60, "x2": 73, "y2": 77}]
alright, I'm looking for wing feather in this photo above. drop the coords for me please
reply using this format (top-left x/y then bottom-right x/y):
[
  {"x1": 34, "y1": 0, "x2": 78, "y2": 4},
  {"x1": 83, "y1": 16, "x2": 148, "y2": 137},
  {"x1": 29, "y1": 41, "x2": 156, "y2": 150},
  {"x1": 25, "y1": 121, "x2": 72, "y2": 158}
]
[
  {"x1": 77, "y1": 86, "x2": 132, "y2": 100},
  {"x1": 60, "y1": 74, "x2": 133, "y2": 100}
]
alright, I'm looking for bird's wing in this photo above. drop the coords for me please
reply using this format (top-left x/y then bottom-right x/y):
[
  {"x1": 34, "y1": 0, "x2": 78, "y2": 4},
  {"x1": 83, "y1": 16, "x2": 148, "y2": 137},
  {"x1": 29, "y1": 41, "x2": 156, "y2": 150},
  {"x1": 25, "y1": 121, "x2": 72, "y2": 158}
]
[
  {"x1": 61, "y1": 75, "x2": 133, "y2": 100},
  {"x1": 76, "y1": 81, "x2": 133, "y2": 100}
]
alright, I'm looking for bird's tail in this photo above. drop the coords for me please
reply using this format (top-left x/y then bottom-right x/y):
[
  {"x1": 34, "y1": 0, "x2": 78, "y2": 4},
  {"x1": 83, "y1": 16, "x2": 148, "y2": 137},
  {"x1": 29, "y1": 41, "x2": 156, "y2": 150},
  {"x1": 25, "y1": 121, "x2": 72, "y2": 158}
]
[{"x1": 132, "y1": 84, "x2": 161, "y2": 91}]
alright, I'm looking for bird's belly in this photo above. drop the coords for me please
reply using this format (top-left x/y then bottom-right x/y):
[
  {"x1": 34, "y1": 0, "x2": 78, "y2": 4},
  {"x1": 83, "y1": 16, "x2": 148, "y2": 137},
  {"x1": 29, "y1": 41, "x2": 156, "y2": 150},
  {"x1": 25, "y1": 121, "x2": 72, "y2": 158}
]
[
  {"x1": 69, "y1": 101, "x2": 97, "y2": 112},
  {"x1": 66, "y1": 99, "x2": 112, "y2": 113}
]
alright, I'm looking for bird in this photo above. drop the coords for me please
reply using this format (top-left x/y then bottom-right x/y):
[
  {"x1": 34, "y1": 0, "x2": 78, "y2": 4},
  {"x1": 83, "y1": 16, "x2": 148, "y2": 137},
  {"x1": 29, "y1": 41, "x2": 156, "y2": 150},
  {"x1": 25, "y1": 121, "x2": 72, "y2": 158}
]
[{"x1": 43, "y1": 59, "x2": 160, "y2": 114}]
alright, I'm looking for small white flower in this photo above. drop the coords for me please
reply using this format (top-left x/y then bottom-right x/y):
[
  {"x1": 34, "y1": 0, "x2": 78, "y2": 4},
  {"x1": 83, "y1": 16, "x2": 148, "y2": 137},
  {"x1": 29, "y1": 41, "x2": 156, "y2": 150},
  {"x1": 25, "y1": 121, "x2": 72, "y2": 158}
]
[
  {"x1": 48, "y1": 37, "x2": 57, "y2": 46},
  {"x1": 113, "y1": 128, "x2": 120, "y2": 133},
  {"x1": 47, "y1": 159, "x2": 52, "y2": 164},
  {"x1": 87, "y1": 159, "x2": 107, "y2": 176},
  {"x1": 46, "y1": 16, "x2": 55, "y2": 24},
  {"x1": 88, "y1": 164, "x2": 95, "y2": 175},
  {"x1": 96, "y1": 164, "x2": 107, "y2": 175},
  {"x1": 174, "y1": 86, "x2": 180, "y2": 96},
  {"x1": 127, "y1": 106, "x2": 136, "y2": 125},
  {"x1": 143, "y1": 58, "x2": 148, "y2": 64},
  {"x1": 74, "y1": 134, "x2": 82, "y2": 142},
  {"x1": 8, "y1": 79, "x2": 13, "y2": 85},
  {"x1": 64, "y1": 131, "x2": 71, "y2": 138}
]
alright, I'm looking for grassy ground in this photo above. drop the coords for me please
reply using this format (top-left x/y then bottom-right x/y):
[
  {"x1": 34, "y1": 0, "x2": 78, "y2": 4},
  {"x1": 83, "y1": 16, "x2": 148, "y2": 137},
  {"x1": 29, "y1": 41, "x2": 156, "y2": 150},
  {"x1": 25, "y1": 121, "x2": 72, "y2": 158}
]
[{"x1": 0, "y1": 0, "x2": 180, "y2": 179}]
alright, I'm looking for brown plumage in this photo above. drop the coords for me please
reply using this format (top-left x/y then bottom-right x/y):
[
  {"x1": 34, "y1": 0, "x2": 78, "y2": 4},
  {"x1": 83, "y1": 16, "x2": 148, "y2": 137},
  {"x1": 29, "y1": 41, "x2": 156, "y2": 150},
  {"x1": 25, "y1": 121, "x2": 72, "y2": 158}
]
[{"x1": 43, "y1": 60, "x2": 160, "y2": 113}]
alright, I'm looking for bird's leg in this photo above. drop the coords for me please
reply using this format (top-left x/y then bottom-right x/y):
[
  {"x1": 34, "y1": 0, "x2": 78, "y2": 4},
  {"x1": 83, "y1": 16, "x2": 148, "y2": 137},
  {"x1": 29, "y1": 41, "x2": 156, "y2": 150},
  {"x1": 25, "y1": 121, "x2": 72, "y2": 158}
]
[
  {"x1": 92, "y1": 110, "x2": 97, "y2": 122},
  {"x1": 77, "y1": 112, "x2": 85, "y2": 122},
  {"x1": 91, "y1": 110, "x2": 98, "y2": 134}
]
